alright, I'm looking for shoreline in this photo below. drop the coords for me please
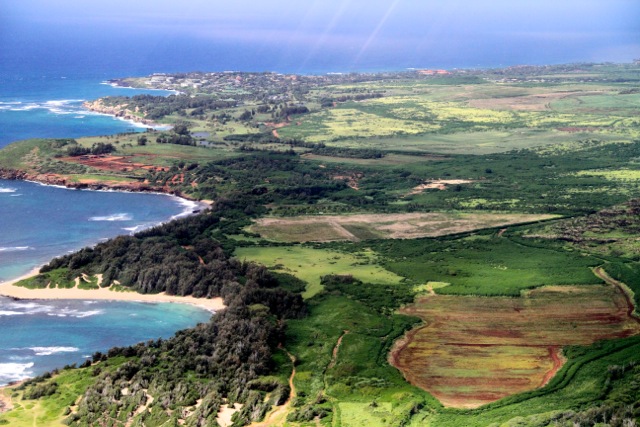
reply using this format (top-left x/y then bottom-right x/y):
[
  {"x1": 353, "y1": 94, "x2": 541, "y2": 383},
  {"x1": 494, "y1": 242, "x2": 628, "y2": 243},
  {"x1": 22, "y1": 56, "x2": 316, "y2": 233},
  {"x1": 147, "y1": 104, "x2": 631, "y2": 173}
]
[
  {"x1": 0, "y1": 178, "x2": 217, "y2": 311},
  {"x1": 0, "y1": 171, "x2": 210, "y2": 210},
  {"x1": 82, "y1": 99, "x2": 158, "y2": 128},
  {"x1": 0, "y1": 269, "x2": 225, "y2": 313}
]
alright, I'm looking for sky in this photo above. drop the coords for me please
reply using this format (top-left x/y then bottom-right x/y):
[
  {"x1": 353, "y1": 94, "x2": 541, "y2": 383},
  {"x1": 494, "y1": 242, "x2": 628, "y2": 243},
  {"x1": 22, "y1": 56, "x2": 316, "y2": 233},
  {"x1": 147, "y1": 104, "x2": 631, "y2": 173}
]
[{"x1": 1, "y1": 0, "x2": 639, "y2": 74}]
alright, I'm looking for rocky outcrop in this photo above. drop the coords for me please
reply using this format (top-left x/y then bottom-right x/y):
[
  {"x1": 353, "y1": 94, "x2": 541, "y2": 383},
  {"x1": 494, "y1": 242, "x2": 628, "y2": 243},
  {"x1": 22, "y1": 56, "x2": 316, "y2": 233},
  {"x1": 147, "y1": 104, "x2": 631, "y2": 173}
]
[
  {"x1": 0, "y1": 168, "x2": 29, "y2": 180},
  {"x1": 0, "y1": 167, "x2": 182, "y2": 195},
  {"x1": 82, "y1": 99, "x2": 158, "y2": 127}
]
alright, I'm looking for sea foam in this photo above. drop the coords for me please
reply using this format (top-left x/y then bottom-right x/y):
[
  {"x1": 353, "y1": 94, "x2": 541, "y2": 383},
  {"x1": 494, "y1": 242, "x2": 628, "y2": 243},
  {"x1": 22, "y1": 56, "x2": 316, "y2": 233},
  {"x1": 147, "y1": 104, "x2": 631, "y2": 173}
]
[
  {"x1": 47, "y1": 308, "x2": 104, "y2": 318},
  {"x1": 89, "y1": 213, "x2": 133, "y2": 221},
  {"x1": 1, "y1": 99, "x2": 84, "y2": 115},
  {"x1": 0, "y1": 246, "x2": 32, "y2": 252},
  {"x1": 0, "y1": 310, "x2": 24, "y2": 316},
  {"x1": 29, "y1": 346, "x2": 80, "y2": 356},
  {"x1": 0, "y1": 362, "x2": 34, "y2": 383}
]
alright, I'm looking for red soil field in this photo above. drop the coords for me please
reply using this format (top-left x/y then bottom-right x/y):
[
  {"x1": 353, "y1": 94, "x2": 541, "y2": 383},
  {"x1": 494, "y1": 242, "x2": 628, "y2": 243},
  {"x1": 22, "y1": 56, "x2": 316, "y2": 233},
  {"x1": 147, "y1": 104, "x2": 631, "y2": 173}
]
[{"x1": 390, "y1": 284, "x2": 640, "y2": 408}]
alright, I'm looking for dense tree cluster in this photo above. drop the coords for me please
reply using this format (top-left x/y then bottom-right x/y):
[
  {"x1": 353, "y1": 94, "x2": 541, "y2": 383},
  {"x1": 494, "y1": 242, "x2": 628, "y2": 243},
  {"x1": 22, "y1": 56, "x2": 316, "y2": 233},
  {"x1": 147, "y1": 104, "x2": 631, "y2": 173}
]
[
  {"x1": 155, "y1": 124, "x2": 195, "y2": 146},
  {"x1": 311, "y1": 146, "x2": 385, "y2": 159},
  {"x1": 320, "y1": 92, "x2": 384, "y2": 107},
  {"x1": 63, "y1": 265, "x2": 303, "y2": 426},
  {"x1": 100, "y1": 95, "x2": 238, "y2": 120},
  {"x1": 66, "y1": 142, "x2": 116, "y2": 157},
  {"x1": 23, "y1": 203, "x2": 307, "y2": 426}
]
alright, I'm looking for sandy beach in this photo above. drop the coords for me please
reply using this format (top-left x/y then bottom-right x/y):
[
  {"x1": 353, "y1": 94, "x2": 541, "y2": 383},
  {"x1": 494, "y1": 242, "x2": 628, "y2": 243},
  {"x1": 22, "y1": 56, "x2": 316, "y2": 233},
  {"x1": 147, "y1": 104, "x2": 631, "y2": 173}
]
[{"x1": 0, "y1": 270, "x2": 225, "y2": 312}]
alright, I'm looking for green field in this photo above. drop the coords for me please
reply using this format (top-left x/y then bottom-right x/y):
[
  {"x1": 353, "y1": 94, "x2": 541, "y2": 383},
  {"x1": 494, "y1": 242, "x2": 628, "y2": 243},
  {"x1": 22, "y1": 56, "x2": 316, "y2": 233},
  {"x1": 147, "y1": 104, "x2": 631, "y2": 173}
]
[
  {"x1": 0, "y1": 359, "x2": 126, "y2": 427},
  {"x1": 364, "y1": 235, "x2": 603, "y2": 296},
  {"x1": 234, "y1": 246, "x2": 403, "y2": 299}
]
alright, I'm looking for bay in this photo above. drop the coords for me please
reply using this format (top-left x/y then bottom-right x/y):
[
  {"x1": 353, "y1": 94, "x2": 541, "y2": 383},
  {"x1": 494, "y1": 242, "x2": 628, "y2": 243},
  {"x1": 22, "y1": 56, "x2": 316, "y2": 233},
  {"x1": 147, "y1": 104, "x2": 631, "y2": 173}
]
[
  {"x1": 0, "y1": 179, "x2": 197, "y2": 283},
  {"x1": 0, "y1": 297, "x2": 211, "y2": 385}
]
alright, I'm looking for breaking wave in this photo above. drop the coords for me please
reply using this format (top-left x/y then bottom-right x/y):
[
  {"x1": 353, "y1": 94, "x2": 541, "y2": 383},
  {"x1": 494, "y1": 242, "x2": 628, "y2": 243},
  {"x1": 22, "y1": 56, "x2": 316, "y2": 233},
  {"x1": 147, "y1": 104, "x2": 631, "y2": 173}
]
[{"x1": 89, "y1": 213, "x2": 133, "y2": 221}]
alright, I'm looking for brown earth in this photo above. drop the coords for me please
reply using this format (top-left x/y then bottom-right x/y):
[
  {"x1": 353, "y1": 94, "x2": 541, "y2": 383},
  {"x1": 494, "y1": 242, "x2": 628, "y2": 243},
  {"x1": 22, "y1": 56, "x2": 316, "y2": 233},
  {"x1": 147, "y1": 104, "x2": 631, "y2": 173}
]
[
  {"x1": 332, "y1": 173, "x2": 363, "y2": 190},
  {"x1": 407, "y1": 179, "x2": 474, "y2": 195},
  {"x1": 328, "y1": 331, "x2": 350, "y2": 370},
  {"x1": 389, "y1": 283, "x2": 640, "y2": 409},
  {"x1": 249, "y1": 349, "x2": 296, "y2": 427},
  {"x1": 64, "y1": 154, "x2": 168, "y2": 174},
  {"x1": 250, "y1": 212, "x2": 557, "y2": 243},
  {"x1": 467, "y1": 91, "x2": 606, "y2": 111}
]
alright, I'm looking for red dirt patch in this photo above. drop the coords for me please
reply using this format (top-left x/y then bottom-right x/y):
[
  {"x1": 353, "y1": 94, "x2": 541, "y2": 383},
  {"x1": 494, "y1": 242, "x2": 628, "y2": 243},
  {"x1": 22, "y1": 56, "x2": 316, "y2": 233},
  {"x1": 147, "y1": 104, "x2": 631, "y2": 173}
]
[
  {"x1": 332, "y1": 173, "x2": 363, "y2": 190},
  {"x1": 64, "y1": 155, "x2": 168, "y2": 173}
]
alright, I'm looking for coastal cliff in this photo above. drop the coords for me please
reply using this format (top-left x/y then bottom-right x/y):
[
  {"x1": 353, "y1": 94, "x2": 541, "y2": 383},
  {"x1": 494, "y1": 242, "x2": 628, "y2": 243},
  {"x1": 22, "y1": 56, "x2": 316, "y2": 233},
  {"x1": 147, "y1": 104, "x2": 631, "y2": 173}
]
[
  {"x1": 0, "y1": 167, "x2": 190, "y2": 197},
  {"x1": 82, "y1": 99, "x2": 158, "y2": 127}
]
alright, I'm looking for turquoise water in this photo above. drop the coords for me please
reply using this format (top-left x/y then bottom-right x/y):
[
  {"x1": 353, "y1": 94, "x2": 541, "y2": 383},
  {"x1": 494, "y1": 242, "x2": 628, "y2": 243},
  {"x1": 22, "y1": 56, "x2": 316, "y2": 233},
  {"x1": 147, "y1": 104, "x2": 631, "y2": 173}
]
[{"x1": 0, "y1": 297, "x2": 211, "y2": 385}]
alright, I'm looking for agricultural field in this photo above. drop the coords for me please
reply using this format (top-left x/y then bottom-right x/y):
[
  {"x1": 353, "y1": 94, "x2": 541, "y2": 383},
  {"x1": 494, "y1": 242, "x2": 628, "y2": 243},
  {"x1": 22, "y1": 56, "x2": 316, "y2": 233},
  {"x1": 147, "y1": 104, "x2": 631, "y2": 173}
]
[
  {"x1": 248, "y1": 212, "x2": 558, "y2": 242},
  {"x1": 391, "y1": 284, "x2": 640, "y2": 409},
  {"x1": 277, "y1": 76, "x2": 639, "y2": 154}
]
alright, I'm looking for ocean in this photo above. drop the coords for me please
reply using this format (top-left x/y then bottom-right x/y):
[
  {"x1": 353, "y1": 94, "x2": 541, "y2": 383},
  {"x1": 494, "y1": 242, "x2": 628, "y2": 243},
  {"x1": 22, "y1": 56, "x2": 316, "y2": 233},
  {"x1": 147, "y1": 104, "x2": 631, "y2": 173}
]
[
  {"x1": 0, "y1": 297, "x2": 211, "y2": 385},
  {"x1": 0, "y1": 76, "x2": 174, "y2": 148}
]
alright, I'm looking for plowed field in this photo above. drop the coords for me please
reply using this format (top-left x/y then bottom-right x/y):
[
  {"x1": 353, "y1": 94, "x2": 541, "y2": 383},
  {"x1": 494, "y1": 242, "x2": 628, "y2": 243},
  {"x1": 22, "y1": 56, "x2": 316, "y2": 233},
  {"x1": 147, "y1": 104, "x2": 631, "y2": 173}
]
[{"x1": 390, "y1": 284, "x2": 640, "y2": 408}]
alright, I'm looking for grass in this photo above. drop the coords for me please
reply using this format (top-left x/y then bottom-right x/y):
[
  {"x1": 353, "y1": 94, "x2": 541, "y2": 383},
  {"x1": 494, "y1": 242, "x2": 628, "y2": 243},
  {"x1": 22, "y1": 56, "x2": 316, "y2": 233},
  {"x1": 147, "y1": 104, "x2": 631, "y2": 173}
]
[
  {"x1": 278, "y1": 107, "x2": 439, "y2": 143},
  {"x1": 574, "y1": 168, "x2": 640, "y2": 181},
  {"x1": 300, "y1": 153, "x2": 437, "y2": 166},
  {"x1": 234, "y1": 246, "x2": 403, "y2": 299},
  {"x1": 65, "y1": 174, "x2": 134, "y2": 183},
  {"x1": 16, "y1": 268, "x2": 74, "y2": 289},
  {"x1": 0, "y1": 139, "x2": 60, "y2": 170},
  {"x1": 369, "y1": 235, "x2": 603, "y2": 296},
  {"x1": 285, "y1": 294, "x2": 434, "y2": 426},
  {"x1": 551, "y1": 92, "x2": 640, "y2": 116},
  {"x1": 0, "y1": 359, "x2": 126, "y2": 427},
  {"x1": 307, "y1": 128, "x2": 616, "y2": 155}
]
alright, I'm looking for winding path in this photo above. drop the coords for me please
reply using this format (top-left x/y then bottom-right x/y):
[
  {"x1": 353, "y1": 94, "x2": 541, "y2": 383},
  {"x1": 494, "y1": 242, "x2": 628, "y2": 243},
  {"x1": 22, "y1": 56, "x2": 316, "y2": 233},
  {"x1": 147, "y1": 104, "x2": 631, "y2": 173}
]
[
  {"x1": 540, "y1": 346, "x2": 563, "y2": 387},
  {"x1": 328, "y1": 331, "x2": 350, "y2": 370},
  {"x1": 250, "y1": 348, "x2": 296, "y2": 427},
  {"x1": 593, "y1": 267, "x2": 640, "y2": 324}
]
